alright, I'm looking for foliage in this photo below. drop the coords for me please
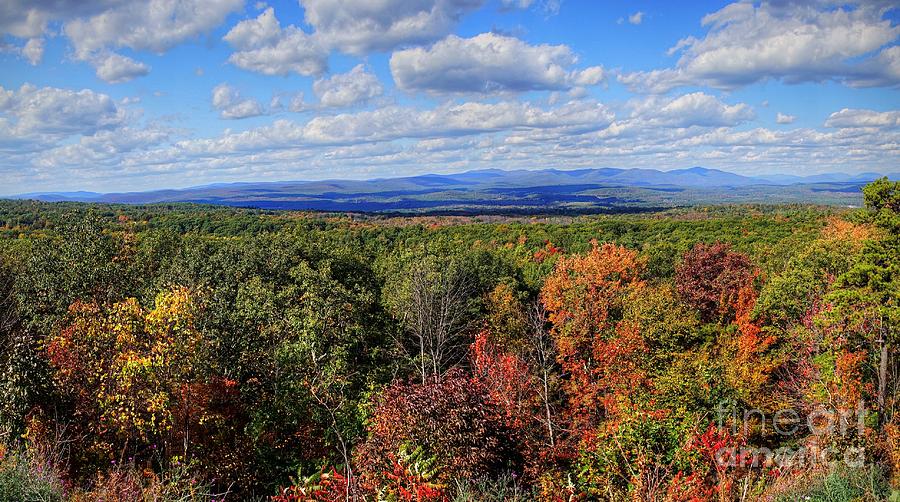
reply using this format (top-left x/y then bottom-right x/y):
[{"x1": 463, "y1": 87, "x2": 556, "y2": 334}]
[
  {"x1": 356, "y1": 371, "x2": 521, "y2": 489},
  {"x1": 540, "y1": 242, "x2": 646, "y2": 434},
  {"x1": 0, "y1": 182, "x2": 897, "y2": 500},
  {"x1": 769, "y1": 464, "x2": 891, "y2": 502},
  {"x1": 0, "y1": 445, "x2": 65, "y2": 502},
  {"x1": 675, "y1": 242, "x2": 757, "y2": 323}
]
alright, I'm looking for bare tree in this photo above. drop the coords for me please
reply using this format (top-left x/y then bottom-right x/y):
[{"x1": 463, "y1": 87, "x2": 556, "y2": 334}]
[
  {"x1": 0, "y1": 259, "x2": 16, "y2": 337},
  {"x1": 399, "y1": 261, "x2": 473, "y2": 384},
  {"x1": 307, "y1": 348, "x2": 358, "y2": 501},
  {"x1": 527, "y1": 300, "x2": 558, "y2": 448}
]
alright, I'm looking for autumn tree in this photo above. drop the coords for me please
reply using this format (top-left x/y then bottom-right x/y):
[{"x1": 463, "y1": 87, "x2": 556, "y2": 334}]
[
  {"x1": 540, "y1": 242, "x2": 646, "y2": 435},
  {"x1": 355, "y1": 370, "x2": 522, "y2": 491},
  {"x1": 823, "y1": 178, "x2": 900, "y2": 424},
  {"x1": 46, "y1": 287, "x2": 207, "y2": 471},
  {"x1": 675, "y1": 242, "x2": 757, "y2": 323}
]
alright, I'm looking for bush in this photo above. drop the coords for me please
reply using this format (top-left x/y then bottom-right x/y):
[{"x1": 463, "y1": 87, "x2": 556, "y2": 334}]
[
  {"x1": 356, "y1": 371, "x2": 523, "y2": 491},
  {"x1": 69, "y1": 462, "x2": 221, "y2": 502},
  {"x1": 771, "y1": 465, "x2": 891, "y2": 502},
  {"x1": 0, "y1": 445, "x2": 65, "y2": 502}
]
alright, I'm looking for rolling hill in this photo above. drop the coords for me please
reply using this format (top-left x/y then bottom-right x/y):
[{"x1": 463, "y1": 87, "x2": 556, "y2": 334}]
[{"x1": 10, "y1": 167, "x2": 896, "y2": 213}]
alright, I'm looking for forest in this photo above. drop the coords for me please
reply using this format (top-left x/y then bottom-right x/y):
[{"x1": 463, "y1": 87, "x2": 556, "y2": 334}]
[{"x1": 0, "y1": 178, "x2": 897, "y2": 501}]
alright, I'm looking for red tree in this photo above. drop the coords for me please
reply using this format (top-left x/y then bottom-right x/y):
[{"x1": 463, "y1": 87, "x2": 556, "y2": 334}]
[
  {"x1": 675, "y1": 242, "x2": 757, "y2": 323},
  {"x1": 355, "y1": 370, "x2": 523, "y2": 491}
]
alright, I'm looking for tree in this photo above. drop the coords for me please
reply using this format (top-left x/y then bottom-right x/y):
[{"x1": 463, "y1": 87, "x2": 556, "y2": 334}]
[
  {"x1": 0, "y1": 258, "x2": 38, "y2": 439},
  {"x1": 46, "y1": 287, "x2": 206, "y2": 468},
  {"x1": 540, "y1": 242, "x2": 646, "y2": 435},
  {"x1": 396, "y1": 260, "x2": 474, "y2": 383},
  {"x1": 526, "y1": 301, "x2": 559, "y2": 451},
  {"x1": 824, "y1": 178, "x2": 900, "y2": 425},
  {"x1": 355, "y1": 370, "x2": 522, "y2": 490},
  {"x1": 675, "y1": 242, "x2": 757, "y2": 323}
]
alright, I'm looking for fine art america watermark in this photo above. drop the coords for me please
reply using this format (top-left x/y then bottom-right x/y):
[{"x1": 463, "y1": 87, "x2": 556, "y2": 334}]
[{"x1": 711, "y1": 401, "x2": 868, "y2": 469}]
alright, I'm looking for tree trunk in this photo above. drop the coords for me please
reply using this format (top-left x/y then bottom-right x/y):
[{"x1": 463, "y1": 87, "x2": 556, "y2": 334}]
[{"x1": 878, "y1": 338, "x2": 889, "y2": 426}]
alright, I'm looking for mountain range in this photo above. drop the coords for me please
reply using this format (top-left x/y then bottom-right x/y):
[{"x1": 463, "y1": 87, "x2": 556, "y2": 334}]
[{"x1": 10, "y1": 167, "x2": 896, "y2": 213}]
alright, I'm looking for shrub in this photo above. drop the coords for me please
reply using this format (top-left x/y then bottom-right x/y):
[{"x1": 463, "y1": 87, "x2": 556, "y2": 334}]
[
  {"x1": 69, "y1": 462, "x2": 220, "y2": 502},
  {"x1": 356, "y1": 370, "x2": 522, "y2": 491},
  {"x1": 0, "y1": 445, "x2": 65, "y2": 502},
  {"x1": 769, "y1": 464, "x2": 891, "y2": 502}
]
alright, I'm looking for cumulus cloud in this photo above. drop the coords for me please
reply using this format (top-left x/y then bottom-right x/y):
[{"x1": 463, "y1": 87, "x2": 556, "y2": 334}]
[
  {"x1": 34, "y1": 126, "x2": 171, "y2": 169},
  {"x1": 313, "y1": 65, "x2": 384, "y2": 107},
  {"x1": 500, "y1": 0, "x2": 535, "y2": 8},
  {"x1": 619, "y1": 1, "x2": 900, "y2": 93},
  {"x1": 776, "y1": 112, "x2": 796, "y2": 124},
  {"x1": 9, "y1": 98, "x2": 900, "y2": 193},
  {"x1": 0, "y1": 0, "x2": 122, "y2": 39},
  {"x1": 223, "y1": 7, "x2": 327, "y2": 76},
  {"x1": 21, "y1": 38, "x2": 43, "y2": 65},
  {"x1": 302, "y1": 0, "x2": 485, "y2": 55},
  {"x1": 211, "y1": 84, "x2": 265, "y2": 119},
  {"x1": 628, "y1": 11, "x2": 644, "y2": 25},
  {"x1": 63, "y1": 0, "x2": 243, "y2": 57},
  {"x1": 391, "y1": 33, "x2": 605, "y2": 94},
  {"x1": 825, "y1": 108, "x2": 900, "y2": 129},
  {"x1": 630, "y1": 92, "x2": 755, "y2": 128},
  {"x1": 93, "y1": 52, "x2": 150, "y2": 83},
  {"x1": 846, "y1": 45, "x2": 900, "y2": 88},
  {"x1": 0, "y1": 0, "x2": 241, "y2": 79},
  {"x1": 0, "y1": 84, "x2": 125, "y2": 138},
  {"x1": 173, "y1": 99, "x2": 614, "y2": 155},
  {"x1": 2, "y1": 37, "x2": 44, "y2": 65}
]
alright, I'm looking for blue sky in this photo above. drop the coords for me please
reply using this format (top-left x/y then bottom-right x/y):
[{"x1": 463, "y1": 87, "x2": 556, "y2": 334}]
[{"x1": 1, "y1": 0, "x2": 899, "y2": 194}]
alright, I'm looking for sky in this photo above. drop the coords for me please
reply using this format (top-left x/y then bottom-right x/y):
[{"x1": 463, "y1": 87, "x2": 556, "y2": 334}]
[{"x1": 1, "y1": 0, "x2": 899, "y2": 195}]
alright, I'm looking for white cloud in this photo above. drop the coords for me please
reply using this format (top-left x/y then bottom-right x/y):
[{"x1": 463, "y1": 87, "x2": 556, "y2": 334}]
[
  {"x1": 8, "y1": 99, "x2": 900, "y2": 193},
  {"x1": 222, "y1": 6, "x2": 282, "y2": 50},
  {"x1": 313, "y1": 65, "x2": 384, "y2": 107},
  {"x1": 211, "y1": 84, "x2": 265, "y2": 120},
  {"x1": 0, "y1": 0, "x2": 241, "y2": 79},
  {"x1": 390, "y1": 33, "x2": 605, "y2": 93},
  {"x1": 301, "y1": 0, "x2": 485, "y2": 55},
  {"x1": 619, "y1": 1, "x2": 900, "y2": 92},
  {"x1": 2, "y1": 37, "x2": 45, "y2": 65},
  {"x1": 846, "y1": 45, "x2": 900, "y2": 88},
  {"x1": 34, "y1": 126, "x2": 171, "y2": 169},
  {"x1": 630, "y1": 92, "x2": 755, "y2": 128},
  {"x1": 0, "y1": 1, "x2": 123, "y2": 39},
  {"x1": 174, "y1": 99, "x2": 614, "y2": 155},
  {"x1": 628, "y1": 11, "x2": 644, "y2": 25},
  {"x1": 776, "y1": 112, "x2": 796, "y2": 124},
  {"x1": 63, "y1": 0, "x2": 243, "y2": 57},
  {"x1": 825, "y1": 108, "x2": 900, "y2": 129},
  {"x1": 223, "y1": 7, "x2": 327, "y2": 76},
  {"x1": 271, "y1": 92, "x2": 310, "y2": 113},
  {"x1": 501, "y1": 0, "x2": 535, "y2": 8},
  {"x1": 93, "y1": 52, "x2": 150, "y2": 83},
  {"x1": 22, "y1": 38, "x2": 43, "y2": 65},
  {"x1": 0, "y1": 84, "x2": 125, "y2": 138}
]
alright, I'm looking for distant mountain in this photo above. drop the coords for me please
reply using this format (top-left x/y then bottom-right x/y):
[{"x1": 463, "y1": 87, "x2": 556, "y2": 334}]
[
  {"x1": 9, "y1": 167, "x2": 896, "y2": 213},
  {"x1": 13, "y1": 191, "x2": 103, "y2": 202},
  {"x1": 755, "y1": 172, "x2": 891, "y2": 185}
]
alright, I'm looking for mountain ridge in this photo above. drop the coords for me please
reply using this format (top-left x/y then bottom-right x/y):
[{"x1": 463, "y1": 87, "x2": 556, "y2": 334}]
[{"x1": 9, "y1": 167, "x2": 896, "y2": 213}]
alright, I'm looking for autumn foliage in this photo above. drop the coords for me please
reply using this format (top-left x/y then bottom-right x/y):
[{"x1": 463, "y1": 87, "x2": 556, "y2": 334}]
[
  {"x1": 0, "y1": 183, "x2": 897, "y2": 500},
  {"x1": 355, "y1": 369, "x2": 522, "y2": 491},
  {"x1": 675, "y1": 242, "x2": 757, "y2": 323}
]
